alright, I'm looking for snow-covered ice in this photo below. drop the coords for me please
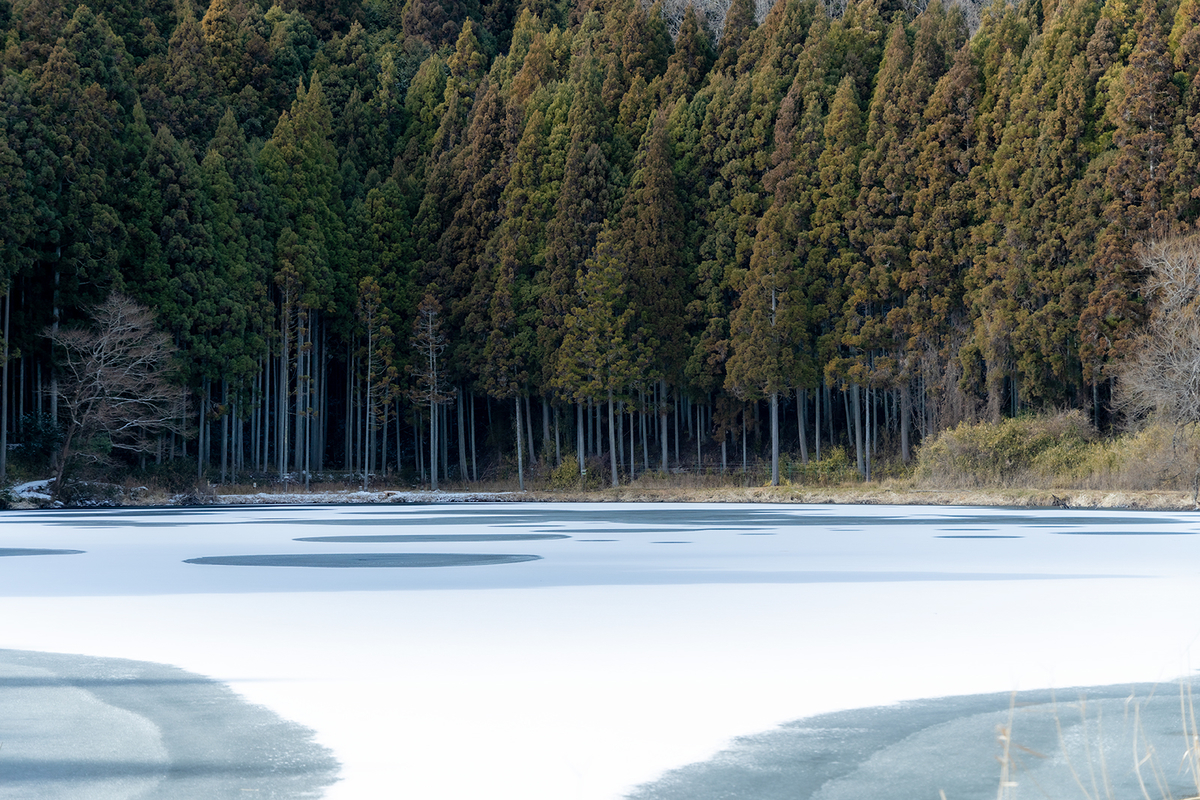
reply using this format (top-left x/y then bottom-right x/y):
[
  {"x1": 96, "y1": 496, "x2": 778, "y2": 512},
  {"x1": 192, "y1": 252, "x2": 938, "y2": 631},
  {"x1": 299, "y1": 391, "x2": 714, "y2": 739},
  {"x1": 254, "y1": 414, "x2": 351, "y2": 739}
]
[{"x1": 1, "y1": 502, "x2": 1199, "y2": 798}]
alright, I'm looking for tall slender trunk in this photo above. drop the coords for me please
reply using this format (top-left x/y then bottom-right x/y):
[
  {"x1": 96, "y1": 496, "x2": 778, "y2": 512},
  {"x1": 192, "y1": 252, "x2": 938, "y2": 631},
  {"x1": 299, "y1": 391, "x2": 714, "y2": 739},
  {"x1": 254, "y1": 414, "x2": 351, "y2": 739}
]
[
  {"x1": 825, "y1": 381, "x2": 833, "y2": 449},
  {"x1": 640, "y1": 388, "x2": 648, "y2": 471},
  {"x1": 220, "y1": 380, "x2": 229, "y2": 483},
  {"x1": 430, "y1": 400, "x2": 439, "y2": 491},
  {"x1": 617, "y1": 401, "x2": 625, "y2": 477},
  {"x1": 525, "y1": 395, "x2": 536, "y2": 466},
  {"x1": 457, "y1": 386, "x2": 468, "y2": 481},
  {"x1": 263, "y1": 356, "x2": 271, "y2": 473},
  {"x1": 50, "y1": 263, "x2": 59, "y2": 426},
  {"x1": 673, "y1": 387, "x2": 680, "y2": 465},
  {"x1": 797, "y1": 388, "x2": 808, "y2": 464},
  {"x1": 607, "y1": 388, "x2": 618, "y2": 488},
  {"x1": 900, "y1": 384, "x2": 912, "y2": 463},
  {"x1": 769, "y1": 390, "x2": 779, "y2": 486},
  {"x1": 515, "y1": 396, "x2": 525, "y2": 491},
  {"x1": 395, "y1": 400, "x2": 402, "y2": 477},
  {"x1": 441, "y1": 404, "x2": 449, "y2": 484},
  {"x1": 576, "y1": 402, "x2": 585, "y2": 479},
  {"x1": 628, "y1": 401, "x2": 635, "y2": 480},
  {"x1": 381, "y1": 400, "x2": 389, "y2": 476},
  {"x1": 865, "y1": 386, "x2": 872, "y2": 482},
  {"x1": 660, "y1": 380, "x2": 668, "y2": 472},
  {"x1": 851, "y1": 383, "x2": 864, "y2": 477},
  {"x1": 586, "y1": 398, "x2": 593, "y2": 458},
  {"x1": 741, "y1": 410, "x2": 747, "y2": 475},
  {"x1": 814, "y1": 382, "x2": 821, "y2": 461},
  {"x1": 413, "y1": 407, "x2": 421, "y2": 480},
  {"x1": 1, "y1": 290, "x2": 9, "y2": 482},
  {"x1": 470, "y1": 392, "x2": 478, "y2": 481},
  {"x1": 278, "y1": 315, "x2": 288, "y2": 481},
  {"x1": 364, "y1": 324, "x2": 373, "y2": 491}
]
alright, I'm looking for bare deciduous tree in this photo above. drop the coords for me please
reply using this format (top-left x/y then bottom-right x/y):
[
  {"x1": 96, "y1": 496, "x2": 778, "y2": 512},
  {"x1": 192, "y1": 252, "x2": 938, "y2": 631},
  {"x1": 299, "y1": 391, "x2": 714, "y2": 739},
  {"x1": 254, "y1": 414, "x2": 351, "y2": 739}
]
[
  {"x1": 47, "y1": 293, "x2": 187, "y2": 494},
  {"x1": 1119, "y1": 236, "x2": 1200, "y2": 501}
]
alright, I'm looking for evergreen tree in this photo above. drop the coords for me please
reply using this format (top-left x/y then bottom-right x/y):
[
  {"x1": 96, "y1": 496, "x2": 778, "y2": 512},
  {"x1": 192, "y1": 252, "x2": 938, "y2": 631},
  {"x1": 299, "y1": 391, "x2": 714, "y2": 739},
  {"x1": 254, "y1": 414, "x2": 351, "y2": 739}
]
[{"x1": 553, "y1": 233, "x2": 641, "y2": 486}]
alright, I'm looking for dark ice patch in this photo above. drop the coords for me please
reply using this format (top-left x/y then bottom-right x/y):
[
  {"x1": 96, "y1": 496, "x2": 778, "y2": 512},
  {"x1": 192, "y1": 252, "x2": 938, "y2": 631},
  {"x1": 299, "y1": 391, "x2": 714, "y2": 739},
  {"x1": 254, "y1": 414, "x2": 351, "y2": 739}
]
[
  {"x1": 185, "y1": 553, "x2": 542, "y2": 568},
  {"x1": 0, "y1": 548, "x2": 84, "y2": 557},
  {"x1": 936, "y1": 535, "x2": 1022, "y2": 539},
  {"x1": 1050, "y1": 530, "x2": 1194, "y2": 535},
  {"x1": 294, "y1": 533, "x2": 569, "y2": 543}
]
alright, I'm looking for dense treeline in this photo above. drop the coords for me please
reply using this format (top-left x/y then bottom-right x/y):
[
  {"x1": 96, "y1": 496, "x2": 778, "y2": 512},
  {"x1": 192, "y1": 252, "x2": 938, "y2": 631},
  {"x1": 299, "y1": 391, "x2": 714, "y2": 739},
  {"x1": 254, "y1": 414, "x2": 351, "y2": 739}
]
[{"x1": 0, "y1": 0, "x2": 1196, "y2": 487}]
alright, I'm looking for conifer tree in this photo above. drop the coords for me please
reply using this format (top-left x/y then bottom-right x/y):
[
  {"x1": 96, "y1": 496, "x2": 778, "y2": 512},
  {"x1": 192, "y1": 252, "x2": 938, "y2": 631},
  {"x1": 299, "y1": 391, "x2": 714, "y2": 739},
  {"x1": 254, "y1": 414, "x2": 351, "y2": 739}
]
[
  {"x1": 539, "y1": 64, "x2": 612, "y2": 387},
  {"x1": 260, "y1": 71, "x2": 343, "y2": 475},
  {"x1": 1082, "y1": 0, "x2": 1176, "y2": 382},
  {"x1": 553, "y1": 233, "x2": 641, "y2": 486},
  {"x1": 409, "y1": 288, "x2": 453, "y2": 490},
  {"x1": 715, "y1": 0, "x2": 755, "y2": 72}
]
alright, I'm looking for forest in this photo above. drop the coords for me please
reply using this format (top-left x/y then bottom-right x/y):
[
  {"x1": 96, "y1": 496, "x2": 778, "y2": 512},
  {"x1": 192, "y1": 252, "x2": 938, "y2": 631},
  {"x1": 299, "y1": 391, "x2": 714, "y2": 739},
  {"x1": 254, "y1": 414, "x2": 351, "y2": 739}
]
[{"x1": 0, "y1": 0, "x2": 1195, "y2": 491}]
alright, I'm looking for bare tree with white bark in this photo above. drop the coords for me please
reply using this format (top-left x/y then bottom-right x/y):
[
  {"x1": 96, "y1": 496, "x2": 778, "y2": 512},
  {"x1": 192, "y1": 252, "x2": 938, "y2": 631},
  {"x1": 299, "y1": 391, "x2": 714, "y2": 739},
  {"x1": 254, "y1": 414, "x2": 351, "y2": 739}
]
[
  {"x1": 1119, "y1": 236, "x2": 1200, "y2": 502},
  {"x1": 46, "y1": 293, "x2": 187, "y2": 495}
]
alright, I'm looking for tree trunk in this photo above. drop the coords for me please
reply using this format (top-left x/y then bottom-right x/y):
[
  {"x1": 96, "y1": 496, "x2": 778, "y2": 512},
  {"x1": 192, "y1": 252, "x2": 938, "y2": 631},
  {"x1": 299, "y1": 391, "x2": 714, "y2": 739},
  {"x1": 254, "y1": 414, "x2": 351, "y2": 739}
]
[
  {"x1": 457, "y1": 386, "x2": 468, "y2": 481},
  {"x1": 617, "y1": 400, "x2": 625, "y2": 476},
  {"x1": 430, "y1": 400, "x2": 439, "y2": 491},
  {"x1": 440, "y1": 404, "x2": 449, "y2": 484},
  {"x1": 381, "y1": 400, "x2": 389, "y2": 476},
  {"x1": 470, "y1": 392, "x2": 478, "y2": 481},
  {"x1": 525, "y1": 395, "x2": 536, "y2": 466},
  {"x1": 50, "y1": 264, "x2": 59, "y2": 426},
  {"x1": 900, "y1": 384, "x2": 912, "y2": 463},
  {"x1": 660, "y1": 379, "x2": 668, "y2": 472},
  {"x1": 576, "y1": 402, "x2": 585, "y2": 479},
  {"x1": 515, "y1": 396, "x2": 525, "y2": 491},
  {"x1": 395, "y1": 400, "x2": 402, "y2": 477},
  {"x1": 608, "y1": 388, "x2": 618, "y2": 488},
  {"x1": 797, "y1": 388, "x2": 808, "y2": 465},
  {"x1": 741, "y1": 410, "x2": 747, "y2": 475},
  {"x1": 220, "y1": 380, "x2": 229, "y2": 484},
  {"x1": 628, "y1": 401, "x2": 635, "y2": 480},
  {"x1": 278, "y1": 321, "x2": 288, "y2": 481},
  {"x1": 1, "y1": 290, "x2": 8, "y2": 482},
  {"x1": 851, "y1": 383, "x2": 864, "y2": 477},
  {"x1": 640, "y1": 388, "x2": 648, "y2": 471},
  {"x1": 673, "y1": 387, "x2": 680, "y2": 464},
  {"x1": 769, "y1": 390, "x2": 779, "y2": 486},
  {"x1": 364, "y1": 326, "x2": 373, "y2": 491}
]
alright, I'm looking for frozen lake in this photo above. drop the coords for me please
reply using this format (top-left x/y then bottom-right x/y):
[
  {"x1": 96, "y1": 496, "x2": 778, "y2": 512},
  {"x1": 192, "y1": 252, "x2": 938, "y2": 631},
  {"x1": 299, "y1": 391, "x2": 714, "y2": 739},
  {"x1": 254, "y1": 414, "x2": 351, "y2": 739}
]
[{"x1": 1, "y1": 502, "x2": 1199, "y2": 798}]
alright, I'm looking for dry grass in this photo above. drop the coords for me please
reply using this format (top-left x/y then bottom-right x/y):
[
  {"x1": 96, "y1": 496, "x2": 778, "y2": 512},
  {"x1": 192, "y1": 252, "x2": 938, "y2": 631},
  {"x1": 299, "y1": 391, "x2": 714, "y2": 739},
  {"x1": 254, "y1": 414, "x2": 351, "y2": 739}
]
[{"x1": 24, "y1": 411, "x2": 1200, "y2": 509}]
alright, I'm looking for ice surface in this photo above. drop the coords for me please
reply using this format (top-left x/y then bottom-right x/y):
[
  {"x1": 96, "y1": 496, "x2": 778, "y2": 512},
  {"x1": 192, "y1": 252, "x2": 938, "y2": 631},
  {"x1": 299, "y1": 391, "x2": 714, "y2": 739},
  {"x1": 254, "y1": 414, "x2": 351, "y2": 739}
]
[
  {"x1": 0, "y1": 649, "x2": 337, "y2": 799},
  {"x1": 0, "y1": 502, "x2": 1199, "y2": 799}
]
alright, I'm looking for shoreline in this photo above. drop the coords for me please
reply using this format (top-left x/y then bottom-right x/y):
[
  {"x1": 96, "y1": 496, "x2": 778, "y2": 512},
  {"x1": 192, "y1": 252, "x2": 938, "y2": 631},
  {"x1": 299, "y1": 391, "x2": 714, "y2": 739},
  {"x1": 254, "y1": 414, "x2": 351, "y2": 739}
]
[{"x1": 13, "y1": 478, "x2": 1200, "y2": 511}]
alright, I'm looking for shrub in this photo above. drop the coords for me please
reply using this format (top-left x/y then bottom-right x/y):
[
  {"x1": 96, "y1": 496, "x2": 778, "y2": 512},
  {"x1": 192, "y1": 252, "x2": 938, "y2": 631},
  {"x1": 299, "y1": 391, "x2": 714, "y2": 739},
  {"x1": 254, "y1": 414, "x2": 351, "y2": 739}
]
[
  {"x1": 914, "y1": 410, "x2": 1097, "y2": 488},
  {"x1": 780, "y1": 447, "x2": 860, "y2": 485}
]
